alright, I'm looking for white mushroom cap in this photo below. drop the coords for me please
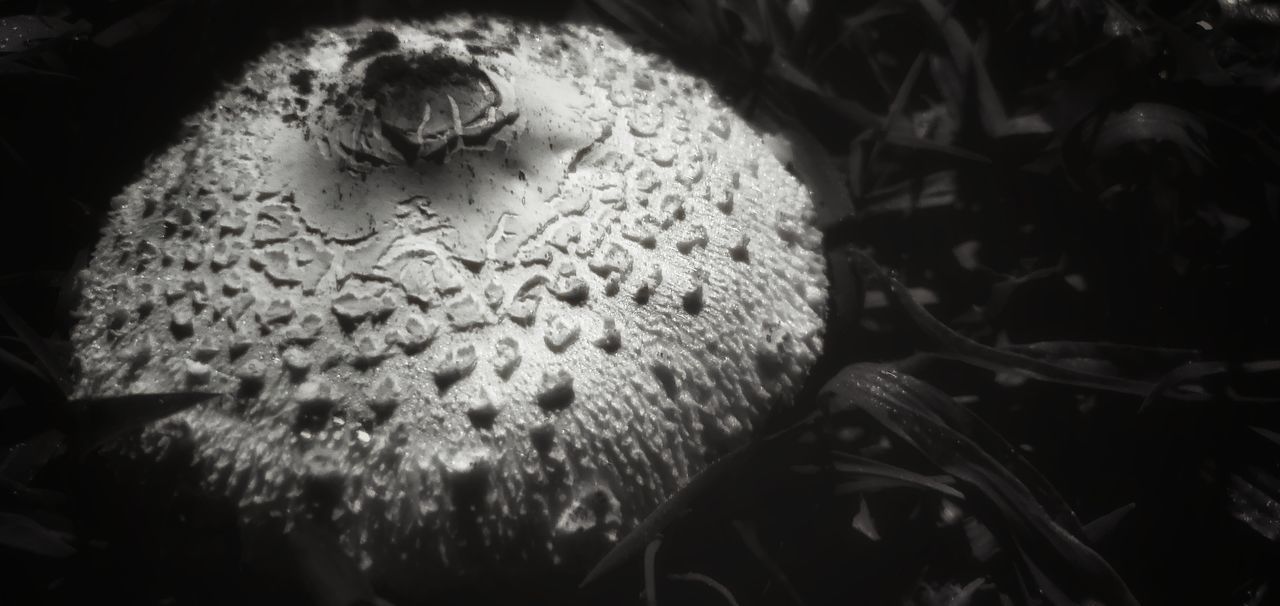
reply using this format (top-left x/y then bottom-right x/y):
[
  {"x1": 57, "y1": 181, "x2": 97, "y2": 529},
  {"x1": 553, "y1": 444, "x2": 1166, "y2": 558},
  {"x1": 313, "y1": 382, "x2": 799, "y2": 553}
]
[{"x1": 71, "y1": 14, "x2": 827, "y2": 594}]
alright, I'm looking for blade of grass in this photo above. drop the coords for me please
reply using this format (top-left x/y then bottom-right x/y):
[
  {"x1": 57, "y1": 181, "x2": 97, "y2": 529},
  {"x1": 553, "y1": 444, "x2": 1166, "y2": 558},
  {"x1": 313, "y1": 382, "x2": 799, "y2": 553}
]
[
  {"x1": 755, "y1": 0, "x2": 794, "y2": 55},
  {"x1": 1127, "y1": 1, "x2": 1233, "y2": 85},
  {"x1": 847, "y1": 130, "x2": 873, "y2": 198},
  {"x1": 830, "y1": 452, "x2": 965, "y2": 499},
  {"x1": 1139, "y1": 360, "x2": 1280, "y2": 414},
  {"x1": 983, "y1": 261, "x2": 1069, "y2": 323},
  {"x1": 590, "y1": 0, "x2": 687, "y2": 50},
  {"x1": 0, "y1": 476, "x2": 67, "y2": 509},
  {"x1": 947, "y1": 577, "x2": 987, "y2": 606},
  {"x1": 963, "y1": 517, "x2": 999, "y2": 563},
  {"x1": 1229, "y1": 468, "x2": 1280, "y2": 541},
  {"x1": 821, "y1": 364, "x2": 1139, "y2": 605},
  {"x1": 848, "y1": 250, "x2": 1163, "y2": 398},
  {"x1": 645, "y1": 537, "x2": 661, "y2": 606},
  {"x1": 0, "y1": 431, "x2": 64, "y2": 484},
  {"x1": 835, "y1": 363, "x2": 1084, "y2": 531},
  {"x1": 591, "y1": 0, "x2": 748, "y2": 78},
  {"x1": 580, "y1": 413, "x2": 817, "y2": 587},
  {"x1": 768, "y1": 111, "x2": 855, "y2": 228},
  {"x1": 0, "y1": 58, "x2": 78, "y2": 79},
  {"x1": 916, "y1": 0, "x2": 1050, "y2": 138},
  {"x1": 1251, "y1": 426, "x2": 1280, "y2": 448},
  {"x1": 0, "y1": 346, "x2": 49, "y2": 383},
  {"x1": 767, "y1": 54, "x2": 885, "y2": 128},
  {"x1": 732, "y1": 519, "x2": 809, "y2": 606},
  {"x1": 0, "y1": 511, "x2": 76, "y2": 558},
  {"x1": 1004, "y1": 341, "x2": 1200, "y2": 368},
  {"x1": 1012, "y1": 539, "x2": 1081, "y2": 606},
  {"x1": 851, "y1": 497, "x2": 880, "y2": 540},
  {"x1": 885, "y1": 52, "x2": 927, "y2": 133},
  {"x1": 881, "y1": 133, "x2": 993, "y2": 165},
  {"x1": 1082, "y1": 503, "x2": 1135, "y2": 544},
  {"x1": 855, "y1": 171, "x2": 958, "y2": 217},
  {"x1": 841, "y1": 0, "x2": 905, "y2": 31},
  {"x1": 73, "y1": 391, "x2": 221, "y2": 451},
  {"x1": 916, "y1": 0, "x2": 967, "y2": 70},
  {"x1": 90, "y1": 0, "x2": 178, "y2": 48},
  {"x1": 668, "y1": 572, "x2": 741, "y2": 606},
  {"x1": 863, "y1": 51, "x2": 928, "y2": 180},
  {"x1": 0, "y1": 14, "x2": 79, "y2": 53},
  {"x1": 814, "y1": 1, "x2": 906, "y2": 69},
  {"x1": 0, "y1": 296, "x2": 70, "y2": 394}
]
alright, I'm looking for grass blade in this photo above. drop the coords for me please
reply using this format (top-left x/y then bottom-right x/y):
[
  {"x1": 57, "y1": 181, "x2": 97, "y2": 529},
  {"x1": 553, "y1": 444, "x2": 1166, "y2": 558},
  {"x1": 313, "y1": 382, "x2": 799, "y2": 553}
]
[
  {"x1": 849, "y1": 250, "x2": 1163, "y2": 398},
  {"x1": 1005, "y1": 341, "x2": 1200, "y2": 369},
  {"x1": 1139, "y1": 360, "x2": 1280, "y2": 414},
  {"x1": 0, "y1": 296, "x2": 70, "y2": 394},
  {"x1": 881, "y1": 133, "x2": 993, "y2": 166},
  {"x1": 1082, "y1": 503, "x2": 1135, "y2": 544},
  {"x1": 72, "y1": 391, "x2": 221, "y2": 451},
  {"x1": 580, "y1": 414, "x2": 815, "y2": 587},
  {"x1": 732, "y1": 519, "x2": 809, "y2": 606},
  {"x1": 645, "y1": 537, "x2": 661, "y2": 606},
  {"x1": 668, "y1": 572, "x2": 741, "y2": 606},
  {"x1": 770, "y1": 115, "x2": 855, "y2": 228},
  {"x1": 831, "y1": 452, "x2": 965, "y2": 500},
  {"x1": 820, "y1": 364, "x2": 1139, "y2": 605},
  {"x1": 0, "y1": 346, "x2": 49, "y2": 383},
  {"x1": 0, "y1": 511, "x2": 76, "y2": 558},
  {"x1": 767, "y1": 54, "x2": 885, "y2": 128}
]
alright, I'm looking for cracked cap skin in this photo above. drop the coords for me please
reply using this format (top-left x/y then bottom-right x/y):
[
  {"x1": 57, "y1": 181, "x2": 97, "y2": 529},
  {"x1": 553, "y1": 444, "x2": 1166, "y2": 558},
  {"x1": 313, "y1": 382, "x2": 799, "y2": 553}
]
[{"x1": 71, "y1": 14, "x2": 828, "y2": 599}]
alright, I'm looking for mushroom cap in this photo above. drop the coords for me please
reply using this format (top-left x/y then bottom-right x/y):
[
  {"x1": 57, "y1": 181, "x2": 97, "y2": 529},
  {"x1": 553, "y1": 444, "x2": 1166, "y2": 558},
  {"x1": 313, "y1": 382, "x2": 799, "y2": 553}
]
[{"x1": 71, "y1": 14, "x2": 827, "y2": 595}]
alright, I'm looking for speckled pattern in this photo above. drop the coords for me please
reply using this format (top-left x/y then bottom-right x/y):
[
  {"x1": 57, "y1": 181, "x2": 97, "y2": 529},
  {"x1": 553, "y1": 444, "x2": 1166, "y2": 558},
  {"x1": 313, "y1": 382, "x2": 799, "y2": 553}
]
[{"x1": 71, "y1": 14, "x2": 827, "y2": 594}]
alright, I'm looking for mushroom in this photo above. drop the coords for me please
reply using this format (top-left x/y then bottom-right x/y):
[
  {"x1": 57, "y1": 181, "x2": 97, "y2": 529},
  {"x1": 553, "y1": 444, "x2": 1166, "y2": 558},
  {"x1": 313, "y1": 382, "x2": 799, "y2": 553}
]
[{"x1": 71, "y1": 14, "x2": 827, "y2": 598}]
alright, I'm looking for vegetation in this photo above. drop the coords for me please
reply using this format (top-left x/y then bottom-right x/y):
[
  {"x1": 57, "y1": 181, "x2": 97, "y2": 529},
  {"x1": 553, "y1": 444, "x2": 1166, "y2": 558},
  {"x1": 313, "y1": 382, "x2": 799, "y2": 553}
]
[{"x1": 2, "y1": 0, "x2": 1278, "y2": 604}]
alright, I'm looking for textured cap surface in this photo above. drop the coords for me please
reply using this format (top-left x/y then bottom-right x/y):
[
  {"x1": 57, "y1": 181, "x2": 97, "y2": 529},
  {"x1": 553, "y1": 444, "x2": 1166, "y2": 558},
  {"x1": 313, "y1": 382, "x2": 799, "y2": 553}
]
[{"x1": 71, "y1": 14, "x2": 827, "y2": 593}]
